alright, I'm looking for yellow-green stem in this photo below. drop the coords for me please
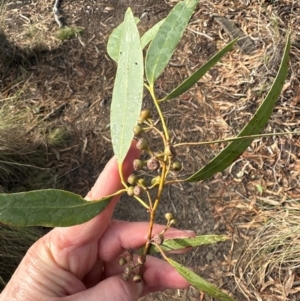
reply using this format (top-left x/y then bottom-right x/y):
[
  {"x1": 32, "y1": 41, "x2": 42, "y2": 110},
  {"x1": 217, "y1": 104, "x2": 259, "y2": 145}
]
[
  {"x1": 148, "y1": 85, "x2": 170, "y2": 143},
  {"x1": 118, "y1": 163, "x2": 128, "y2": 188},
  {"x1": 173, "y1": 130, "x2": 300, "y2": 148}
]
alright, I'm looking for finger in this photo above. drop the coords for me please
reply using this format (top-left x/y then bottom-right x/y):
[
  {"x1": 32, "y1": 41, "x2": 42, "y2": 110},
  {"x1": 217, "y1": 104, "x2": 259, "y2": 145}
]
[
  {"x1": 98, "y1": 220, "x2": 195, "y2": 261},
  {"x1": 53, "y1": 142, "x2": 140, "y2": 246},
  {"x1": 64, "y1": 275, "x2": 143, "y2": 301}
]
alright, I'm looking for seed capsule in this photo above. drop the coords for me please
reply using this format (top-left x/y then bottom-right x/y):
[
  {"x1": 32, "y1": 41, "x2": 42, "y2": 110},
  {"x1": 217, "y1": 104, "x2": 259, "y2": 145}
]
[
  {"x1": 133, "y1": 274, "x2": 142, "y2": 283},
  {"x1": 137, "y1": 178, "x2": 146, "y2": 187},
  {"x1": 147, "y1": 157, "x2": 159, "y2": 171},
  {"x1": 165, "y1": 212, "x2": 174, "y2": 221},
  {"x1": 140, "y1": 109, "x2": 151, "y2": 120},
  {"x1": 124, "y1": 266, "x2": 132, "y2": 275},
  {"x1": 152, "y1": 233, "x2": 164, "y2": 245},
  {"x1": 133, "y1": 125, "x2": 143, "y2": 136},
  {"x1": 122, "y1": 272, "x2": 130, "y2": 281},
  {"x1": 118, "y1": 256, "x2": 126, "y2": 266},
  {"x1": 133, "y1": 185, "x2": 141, "y2": 196},
  {"x1": 127, "y1": 186, "x2": 134, "y2": 196},
  {"x1": 124, "y1": 251, "x2": 133, "y2": 262},
  {"x1": 151, "y1": 176, "x2": 161, "y2": 186},
  {"x1": 127, "y1": 174, "x2": 138, "y2": 185},
  {"x1": 136, "y1": 138, "x2": 148, "y2": 151},
  {"x1": 133, "y1": 159, "x2": 144, "y2": 171},
  {"x1": 137, "y1": 255, "x2": 146, "y2": 265},
  {"x1": 170, "y1": 218, "x2": 177, "y2": 226},
  {"x1": 172, "y1": 161, "x2": 182, "y2": 171}
]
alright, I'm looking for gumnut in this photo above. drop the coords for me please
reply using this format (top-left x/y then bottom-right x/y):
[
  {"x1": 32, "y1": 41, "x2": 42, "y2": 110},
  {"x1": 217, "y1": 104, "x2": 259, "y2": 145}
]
[
  {"x1": 127, "y1": 186, "x2": 134, "y2": 196},
  {"x1": 118, "y1": 256, "x2": 126, "y2": 266},
  {"x1": 165, "y1": 212, "x2": 174, "y2": 221},
  {"x1": 122, "y1": 272, "x2": 130, "y2": 281},
  {"x1": 164, "y1": 144, "x2": 176, "y2": 157},
  {"x1": 133, "y1": 125, "x2": 143, "y2": 136},
  {"x1": 138, "y1": 116, "x2": 145, "y2": 124},
  {"x1": 124, "y1": 251, "x2": 133, "y2": 262},
  {"x1": 133, "y1": 274, "x2": 142, "y2": 283},
  {"x1": 137, "y1": 255, "x2": 146, "y2": 265},
  {"x1": 140, "y1": 109, "x2": 151, "y2": 120},
  {"x1": 137, "y1": 178, "x2": 146, "y2": 187},
  {"x1": 136, "y1": 137, "x2": 148, "y2": 151},
  {"x1": 170, "y1": 218, "x2": 177, "y2": 226},
  {"x1": 152, "y1": 233, "x2": 164, "y2": 245},
  {"x1": 133, "y1": 159, "x2": 144, "y2": 171},
  {"x1": 147, "y1": 157, "x2": 160, "y2": 171},
  {"x1": 124, "y1": 266, "x2": 132, "y2": 275},
  {"x1": 127, "y1": 174, "x2": 138, "y2": 185},
  {"x1": 172, "y1": 161, "x2": 182, "y2": 171},
  {"x1": 133, "y1": 185, "x2": 141, "y2": 196},
  {"x1": 151, "y1": 176, "x2": 161, "y2": 186}
]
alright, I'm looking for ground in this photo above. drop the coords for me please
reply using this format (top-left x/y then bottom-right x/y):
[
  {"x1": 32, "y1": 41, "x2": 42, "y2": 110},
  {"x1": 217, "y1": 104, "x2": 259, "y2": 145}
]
[{"x1": 1, "y1": 0, "x2": 300, "y2": 300}]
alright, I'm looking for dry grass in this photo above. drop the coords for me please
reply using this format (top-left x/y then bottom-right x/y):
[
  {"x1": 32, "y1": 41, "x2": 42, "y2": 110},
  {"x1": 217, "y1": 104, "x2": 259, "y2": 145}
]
[
  {"x1": 0, "y1": 225, "x2": 44, "y2": 290},
  {"x1": 234, "y1": 198, "x2": 300, "y2": 301}
]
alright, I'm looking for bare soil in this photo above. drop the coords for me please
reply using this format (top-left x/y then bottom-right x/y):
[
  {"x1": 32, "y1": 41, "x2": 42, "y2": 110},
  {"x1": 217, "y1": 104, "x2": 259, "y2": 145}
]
[{"x1": 1, "y1": 0, "x2": 300, "y2": 300}]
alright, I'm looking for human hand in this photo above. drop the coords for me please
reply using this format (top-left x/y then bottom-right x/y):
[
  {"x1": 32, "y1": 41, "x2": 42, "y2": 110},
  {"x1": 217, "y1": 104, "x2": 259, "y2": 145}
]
[{"x1": 0, "y1": 144, "x2": 195, "y2": 301}]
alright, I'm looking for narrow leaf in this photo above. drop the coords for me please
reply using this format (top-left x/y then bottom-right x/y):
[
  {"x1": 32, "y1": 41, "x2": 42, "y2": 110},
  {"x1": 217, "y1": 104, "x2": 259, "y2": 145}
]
[
  {"x1": 167, "y1": 259, "x2": 236, "y2": 301},
  {"x1": 0, "y1": 189, "x2": 112, "y2": 227},
  {"x1": 163, "y1": 39, "x2": 238, "y2": 101},
  {"x1": 145, "y1": 0, "x2": 200, "y2": 86},
  {"x1": 107, "y1": 17, "x2": 140, "y2": 63},
  {"x1": 140, "y1": 19, "x2": 165, "y2": 49},
  {"x1": 186, "y1": 33, "x2": 290, "y2": 182},
  {"x1": 110, "y1": 8, "x2": 144, "y2": 164},
  {"x1": 138, "y1": 235, "x2": 228, "y2": 255}
]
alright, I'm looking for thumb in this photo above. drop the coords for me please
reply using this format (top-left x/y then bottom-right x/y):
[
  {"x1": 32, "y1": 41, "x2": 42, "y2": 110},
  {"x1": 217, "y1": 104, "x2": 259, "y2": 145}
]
[{"x1": 68, "y1": 275, "x2": 144, "y2": 301}]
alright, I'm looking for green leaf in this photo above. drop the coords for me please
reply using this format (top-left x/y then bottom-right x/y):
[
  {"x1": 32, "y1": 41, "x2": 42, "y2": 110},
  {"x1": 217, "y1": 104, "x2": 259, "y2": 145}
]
[
  {"x1": 167, "y1": 259, "x2": 236, "y2": 301},
  {"x1": 139, "y1": 235, "x2": 228, "y2": 255},
  {"x1": 140, "y1": 19, "x2": 165, "y2": 49},
  {"x1": 110, "y1": 8, "x2": 144, "y2": 164},
  {"x1": 107, "y1": 17, "x2": 140, "y2": 63},
  {"x1": 0, "y1": 189, "x2": 112, "y2": 227},
  {"x1": 145, "y1": 0, "x2": 200, "y2": 86},
  {"x1": 186, "y1": 33, "x2": 291, "y2": 182},
  {"x1": 163, "y1": 39, "x2": 238, "y2": 101}
]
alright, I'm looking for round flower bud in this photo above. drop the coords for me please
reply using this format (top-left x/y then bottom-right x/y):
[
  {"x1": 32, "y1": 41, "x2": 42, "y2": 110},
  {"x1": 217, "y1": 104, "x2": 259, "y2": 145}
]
[
  {"x1": 170, "y1": 218, "x2": 177, "y2": 226},
  {"x1": 124, "y1": 266, "x2": 132, "y2": 275},
  {"x1": 137, "y1": 178, "x2": 146, "y2": 187},
  {"x1": 124, "y1": 251, "x2": 133, "y2": 262},
  {"x1": 164, "y1": 145, "x2": 176, "y2": 157},
  {"x1": 133, "y1": 125, "x2": 143, "y2": 136},
  {"x1": 127, "y1": 174, "x2": 138, "y2": 185},
  {"x1": 165, "y1": 212, "x2": 174, "y2": 221},
  {"x1": 140, "y1": 109, "x2": 151, "y2": 120},
  {"x1": 133, "y1": 185, "x2": 141, "y2": 196},
  {"x1": 151, "y1": 176, "x2": 161, "y2": 186},
  {"x1": 137, "y1": 116, "x2": 145, "y2": 124},
  {"x1": 122, "y1": 272, "x2": 130, "y2": 281},
  {"x1": 133, "y1": 274, "x2": 142, "y2": 283},
  {"x1": 133, "y1": 159, "x2": 144, "y2": 171},
  {"x1": 152, "y1": 233, "x2": 164, "y2": 245},
  {"x1": 172, "y1": 161, "x2": 182, "y2": 171},
  {"x1": 136, "y1": 138, "x2": 148, "y2": 151},
  {"x1": 137, "y1": 255, "x2": 146, "y2": 265},
  {"x1": 118, "y1": 256, "x2": 126, "y2": 266},
  {"x1": 147, "y1": 157, "x2": 159, "y2": 171},
  {"x1": 127, "y1": 186, "x2": 134, "y2": 196}
]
